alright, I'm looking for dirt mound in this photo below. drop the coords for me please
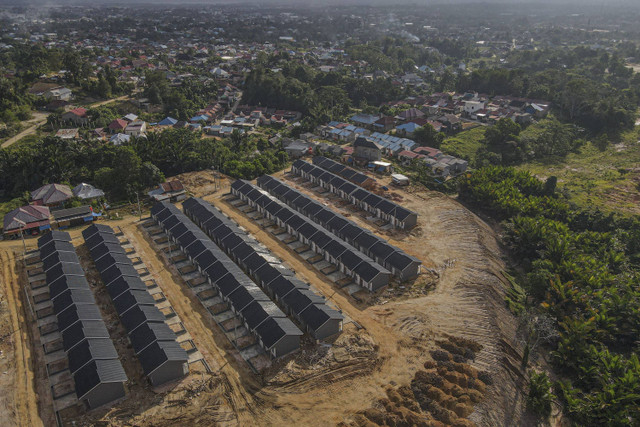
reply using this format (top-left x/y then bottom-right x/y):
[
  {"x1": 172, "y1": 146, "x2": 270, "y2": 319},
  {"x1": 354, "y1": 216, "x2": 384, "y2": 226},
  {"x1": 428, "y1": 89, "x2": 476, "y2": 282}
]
[{"x1": 341, "y1": 336, "x2": 487, "y2": 427}]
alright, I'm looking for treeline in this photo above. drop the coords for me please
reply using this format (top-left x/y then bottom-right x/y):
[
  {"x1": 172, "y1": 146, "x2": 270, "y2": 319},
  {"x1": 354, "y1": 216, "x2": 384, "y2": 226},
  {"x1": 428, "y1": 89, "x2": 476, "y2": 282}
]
[
  {"x1": 0, "y1": 77, "x2": 34, "y2": 127},
  {"x1": 459, "y1": 166, "x2": 640, "y2": 425},
  {"x1": 0, "y1": 128, "x2": 287, "y2": 202}
]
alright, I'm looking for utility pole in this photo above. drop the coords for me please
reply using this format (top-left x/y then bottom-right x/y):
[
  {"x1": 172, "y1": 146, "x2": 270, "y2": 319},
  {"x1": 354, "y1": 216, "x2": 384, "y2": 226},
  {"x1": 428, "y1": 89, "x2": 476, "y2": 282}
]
[
  {"x1": 20, "y1": 226, "x2": 27, "y2": 256},
  {"x1": 136, "y1": 192, "x2": 142, "y2": 221},
  {"x1": 16, "y1": 219, "x2": 27, "y2": 256}
]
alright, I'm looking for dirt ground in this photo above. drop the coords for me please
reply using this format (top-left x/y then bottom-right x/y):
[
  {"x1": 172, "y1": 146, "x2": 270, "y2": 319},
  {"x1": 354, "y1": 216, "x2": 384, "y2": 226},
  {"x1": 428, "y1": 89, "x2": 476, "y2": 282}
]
[{"x1": 0, "y1": 168, "x2": 529, "y2": 426}]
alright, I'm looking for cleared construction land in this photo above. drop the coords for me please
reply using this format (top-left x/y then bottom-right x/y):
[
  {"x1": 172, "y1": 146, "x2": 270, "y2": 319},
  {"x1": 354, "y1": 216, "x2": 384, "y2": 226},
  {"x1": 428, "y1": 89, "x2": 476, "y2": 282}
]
[{"x1": 0, "y1": 168, "x2": 529, "y2": 426}]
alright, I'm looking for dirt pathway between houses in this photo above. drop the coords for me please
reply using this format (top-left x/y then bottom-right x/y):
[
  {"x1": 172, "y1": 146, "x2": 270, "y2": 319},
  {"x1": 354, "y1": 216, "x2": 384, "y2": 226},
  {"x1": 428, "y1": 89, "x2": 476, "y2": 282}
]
[{"x1": 121, "y1": 222, "x2": 260, "y2": 425}]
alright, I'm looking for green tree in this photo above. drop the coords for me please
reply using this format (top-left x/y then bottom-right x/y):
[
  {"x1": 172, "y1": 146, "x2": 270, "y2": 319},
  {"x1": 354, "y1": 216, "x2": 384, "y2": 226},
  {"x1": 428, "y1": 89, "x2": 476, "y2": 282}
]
[
  {"x1": 527, "y1": 371, "x2": 555, "y2": 418},
  {"x1": 413, "y1": 124, "x2": 445, "y2": 148}
]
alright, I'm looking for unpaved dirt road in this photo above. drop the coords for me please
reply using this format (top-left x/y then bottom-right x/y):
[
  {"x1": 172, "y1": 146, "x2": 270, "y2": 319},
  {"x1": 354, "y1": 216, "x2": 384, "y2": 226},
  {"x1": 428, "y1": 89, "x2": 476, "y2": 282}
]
[
  {"x1": 1, "y1": 95, "x2": 130, "y2": 148},
  {"x1": 1, "y1": 112, "x2": 49, "y2": 148},
  {"x1": 0, "y1": 246, "x2": 49, "y2": 427}
]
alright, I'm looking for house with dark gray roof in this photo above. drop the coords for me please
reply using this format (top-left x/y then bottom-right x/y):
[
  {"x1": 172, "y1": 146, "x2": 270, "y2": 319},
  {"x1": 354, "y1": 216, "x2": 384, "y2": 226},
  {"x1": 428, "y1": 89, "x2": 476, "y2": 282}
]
[
  {"x1": 94, "y1": 252, "x2": 133, "y2": 274},
  {"x1": 129, "y1": 322, "x2": 179, "y2": 355},
  {"x1": 255, "y1": 316, "x2": 302, "y2": 358},
  {"x1": 101, "y1": 263, "x2": 140, "y2": 287},
  {"x1": 49, "y1": 274, "x2": 90, "y2": 299},
  {"x1": 52, "y1": 288, "x2": 96, "y2": 315},
  {"x1": 299, "y1": 303, "x2": 343, "y2": 340},
  {"x1": 120, "y1": 304, "x2": 166, "y2": 334},
  {"x1": 42, "y1": 250, "x2": 80, "y2": 272},
  {"x1": 90, "y1": 242, "x2": 126, "y2": 262},
  {"x1": 241, "y1": 300, "x2": 284, "y2": 332},
  {"x1": 46, "y1": 262, "x2": 85, "y2": 285},
  {"x1": 56, "y1": 303, "x2": 103, "y2": 333},
  {"x1": 39, "y1": 240, "x2": 75, "y2": 261},
  {"x1": 62, "y1": 319, "x2": 110, "y2": 352},
  {"x1": 67, "y1": 338, "x2": 120, "y2": 375},
  {"x1": 113, "y1": 289, "x2": 156, "y2": 316},
  {"x1": 85, "y1": 232, "x2": 121, "y2": 251},
  {"x1": 73, "y1": 359, "x2": 127, "y2": 409},
  {"x1": 38, "y1": 230, "x2": 72, "y2": 249},
  {"x1": 138, "y1": 340, "x2": 188, "y2": 386},
  {"x1": 106, "y1": 276, "x2": 148, "y2": 300}
]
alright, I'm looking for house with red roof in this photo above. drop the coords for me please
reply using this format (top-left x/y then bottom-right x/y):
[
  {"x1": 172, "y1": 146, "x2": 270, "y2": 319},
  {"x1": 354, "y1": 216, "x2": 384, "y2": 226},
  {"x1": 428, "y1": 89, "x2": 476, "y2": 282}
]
[
  {"x1": 413, "y1": 146, "x2": 443, "y2": 159},
  {"x1": 148, "y1": 180, "x2": 186, "y2": 202},
  {"x1": 108, "y1": 118, "x2": 128, "y2": 133},
  {"x1": 398, "y1": 150, "x2": 426, "y2": 165},
  {"x1": 61, "y1": 107, "x2": 88, "y2": 126}
]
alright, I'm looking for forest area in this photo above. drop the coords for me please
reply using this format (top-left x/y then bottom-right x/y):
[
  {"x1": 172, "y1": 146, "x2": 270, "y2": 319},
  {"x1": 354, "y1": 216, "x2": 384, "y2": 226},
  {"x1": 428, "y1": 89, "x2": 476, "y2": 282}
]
[{"x1": 459, "y1": 167, "x2": 640, "y2": 425}]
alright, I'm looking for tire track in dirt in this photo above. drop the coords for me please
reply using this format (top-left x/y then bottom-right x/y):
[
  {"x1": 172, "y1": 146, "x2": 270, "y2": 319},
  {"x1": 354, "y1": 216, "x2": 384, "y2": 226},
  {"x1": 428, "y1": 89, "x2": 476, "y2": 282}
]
[{"x1": 1, "y1": 250, "x2": 47, "y2": 427}]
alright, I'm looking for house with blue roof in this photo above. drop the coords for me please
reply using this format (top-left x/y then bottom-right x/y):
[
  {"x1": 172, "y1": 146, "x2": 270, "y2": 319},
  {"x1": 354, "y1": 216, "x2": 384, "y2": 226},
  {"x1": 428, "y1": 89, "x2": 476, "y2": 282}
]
[
  {"x1": 396, "y1": 122, "x2": 422, "y2": 137},
  {"x1": 158, "y1": 117, "x2": 177, "y2": 126},
  {"x1": 350, "y1": 113, "x2": 380, "y2": 129},
  {"x1": 205, "y1": 125, "x2": 222, "y2": 136},
  {"x1": 190, "y1": 114, "x2": 210, "y2": 123},
  {"x1": 110, "y1": 133, "x2": 131, "y2": 146}
]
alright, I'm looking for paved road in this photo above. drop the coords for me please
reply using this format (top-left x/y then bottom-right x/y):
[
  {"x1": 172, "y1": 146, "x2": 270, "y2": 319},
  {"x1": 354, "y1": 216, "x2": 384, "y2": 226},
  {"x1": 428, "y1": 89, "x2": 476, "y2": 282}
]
[{"x1": 1, "y1": 95, "x2": 130, "y2": 149}]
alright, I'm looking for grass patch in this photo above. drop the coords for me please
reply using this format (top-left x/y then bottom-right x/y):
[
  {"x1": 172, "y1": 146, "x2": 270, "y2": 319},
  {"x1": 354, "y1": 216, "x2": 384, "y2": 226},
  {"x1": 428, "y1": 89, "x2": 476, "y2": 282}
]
[
  {"x1": 518, "y1": 127, "x2": 640, "y2": 215},
  {"x1": 441, "y1": 126, "x2": 486, "y2": 163},
  {"x1": 0, "y1": 196, "x2": 27, "y2": 220},
  {"x1": 7, "y1": 133, "x2": 42, "y2": 149}
]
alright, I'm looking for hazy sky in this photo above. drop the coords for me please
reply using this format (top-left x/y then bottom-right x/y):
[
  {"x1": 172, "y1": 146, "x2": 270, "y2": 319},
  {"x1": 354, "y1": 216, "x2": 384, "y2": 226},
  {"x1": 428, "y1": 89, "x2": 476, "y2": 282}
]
[
  {"x1": 0, "y1": 0, "x2": 635, "y2": 5},
  {"x1": 0, "y1": 0, "x2": 638, "y2": 10}
]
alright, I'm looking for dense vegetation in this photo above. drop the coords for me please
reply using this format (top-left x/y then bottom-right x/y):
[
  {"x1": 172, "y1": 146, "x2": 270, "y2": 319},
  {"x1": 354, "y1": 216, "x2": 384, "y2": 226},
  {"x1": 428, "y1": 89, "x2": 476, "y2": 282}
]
[
  {"x1": 460, "y1": 166, "x2": 640, "y2": 425},
  {"x1": 243, "y1": 60, "x2": 403, "y2": 127},
  {"x1": 344, "y1": 36, "x2": 458, "y2": 73},
  {"x1": 0, "y1": 128, "x2": 287, "y2": 204},
  {"x1": 143, "y1": 70, "x2": 219, "y2": 120},
  {"x1": 475, "y1": 118, "x2": 583, "y2": 166}
]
